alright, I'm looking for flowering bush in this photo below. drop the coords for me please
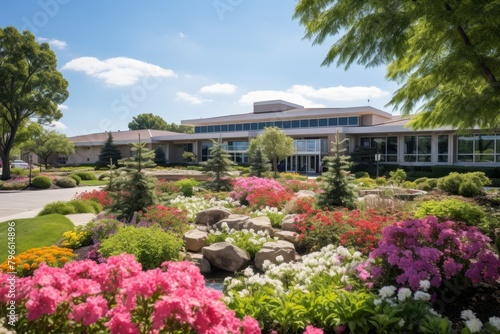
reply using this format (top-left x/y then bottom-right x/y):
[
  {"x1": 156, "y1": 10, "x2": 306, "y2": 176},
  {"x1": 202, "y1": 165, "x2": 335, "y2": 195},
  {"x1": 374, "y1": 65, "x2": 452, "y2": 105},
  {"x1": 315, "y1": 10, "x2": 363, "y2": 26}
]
[
  {"x1": 0, "y1": 246, "x2": 75, "y2": 277},
  {"x1": 460, "y1": 310, "x2": 500, "y2": 334},
  {"x1": 74, "y1": 189, "x2": 112, "y2": 208},
  {"x1": 280, "y1": 179, "x2": 319, "y2": 192},
  {"x1": 61, "y1": 226, "x2": 92, "y2": 249},
  {"x1": 369, "y1": 216, "x2": 500, "y2": 291},
  {"x1": 169, "y1": 195, "x2": 240, "y2": 221},
  {"x1": 156, "y1": 179, "x2": 180, "y2": 195},
  {"x1": 230, "y1": 177, "x2": 292, "y2": 209},
  {"x1": 0, "y1": 255, "x2": 260, "y2": 333},
  {"x1": 137, "y1": 204, "x2": 190, "y2": 235}
]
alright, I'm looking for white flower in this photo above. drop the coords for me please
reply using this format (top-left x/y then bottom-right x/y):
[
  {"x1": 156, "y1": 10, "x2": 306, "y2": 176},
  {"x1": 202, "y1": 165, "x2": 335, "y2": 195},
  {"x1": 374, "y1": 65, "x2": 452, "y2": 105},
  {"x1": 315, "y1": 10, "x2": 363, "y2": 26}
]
[
  {"x1": 225, "y1": 237, "x2": 235, "y2": 244},
  {"x1": 397, "y1": 288, "x2": 412, "y2": 302},
  {"x1": 243, "y1": 267, "x2": 254, "y2": 277},
  {"x1": 262, "y1": 260, "x2": 271, "y2": 270},
  {"x1": 413, "y1": 291, "x2": 431, "y2": 301},
  {"x1": 489, "y1": 317, "x2": 500, "y2": 330},
  {"x1": 419, "y1": 280, "x2": 431, "y2": 292},
  {"x1": 398, "y1": 319, "x2": 405, "y2": 328},
  {"x1": 373, "y1": 299, "x2": 382, "y2": 306},
  {"x1": 465, "y1": 318, "x2": 483, "y2": 333},
  {"x1": 276, "y1": 255, "x2": 284, "y2": 263},
  {"x1": 461, "y1": 310, "x2": 476, "y2": 321},
  {"x1": 379, "y1": 286, "x2": 397, "y2": 299}
]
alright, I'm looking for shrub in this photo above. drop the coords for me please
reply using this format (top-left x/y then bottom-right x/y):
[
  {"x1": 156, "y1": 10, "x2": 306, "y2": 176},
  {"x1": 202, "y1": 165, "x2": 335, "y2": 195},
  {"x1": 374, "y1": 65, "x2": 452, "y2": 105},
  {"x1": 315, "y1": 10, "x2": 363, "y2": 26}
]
[
  {"x1": 415, "y1": 198, "x2": 488, "y2": 228},
  {"x1": 459, "y1": 180, "x2": 484, "y2": 197},
  {"x1": 352, "y1": 177, "x2": 377, "y2": 189},
  {"x1": 86, "y1": 218, "x2": 123, "y2": 243},
  {"x1": 0, "y1": 246, "x2": 75, "y2": 277},
  {"x1": 156, "y1": 179, "x2": 179, "y2": 195},
  {"x1": 230, "y1": 176, "x2": 292, "y2": 208},
  {"x1": 67, "y1": 199, "x2": 101, "y2": 214},
  {"x1": 73, "y1": 171, "x2": 98, "y2": 180},
  {"x1": 354, "y1": 171, "x2": 369, "y2": 179},
  {"x1": 417, "y1": 179, "x2": 438, "y2": 191},
  {"x1": 402, "y1": 181, "x2": 417, "y2": 189},
  {"x1": 437, "y1": 172, "x2": 490, "y2": 196},
  {"x1": 10, "y1": 167, "x2": 28, "y2": 177},
  {"x1": 281, "y1": 179, "x2": 319, "y2": 193},
  {"x1": 375, "y1": 176, "x2": 387, "y2": 186},
  {"x1": 279, "y1": 172, "x2": 308, "y2": 181},
  {"x1": 414, "y1": 177, "x2": 428, "y2": 184},
  {"x1": 68, "y1": 173, "x2": 81, "y2": 185},
  {"x1": 99, "y1": 226, "x2": 183, "y2": 270},
  {"x1": 74, "y1": 189, "x2": 113, "y2": 208},
  {"x1": 174, "y1": 178, "x2": 198, "y2": 197},
  {"x1": 31, "y1": 175, "x2": 52, "y2": 189},
  {"x1": 38, "y1": 201, "x2": 76, "y2": 216},
  {"x1": 61, "y1": 226, "x2": 92, "y2": 249},
  {"x1": 138, "y1": 204, "x2": 190, "y2": 235},
  {"x1": 388, "y1": 168, "x2": 406, "y2": 185},
  {"x1": 55, "y1": 176, "x2": 77, "y2": 188}
]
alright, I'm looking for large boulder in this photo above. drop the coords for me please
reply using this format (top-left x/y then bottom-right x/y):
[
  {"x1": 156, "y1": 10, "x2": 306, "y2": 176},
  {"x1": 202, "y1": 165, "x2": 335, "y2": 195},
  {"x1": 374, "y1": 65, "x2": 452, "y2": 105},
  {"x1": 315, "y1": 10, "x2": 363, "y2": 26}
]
[
  {"x1": 245, "y1": 216, "x2": 273, "y2": 235},
  {"x1": 213, "y1": 214, "x2": 249, "y2": 231},
  {"x1": 281, "y1": 214, "x2": 298, "y2": 232},
  {"x1": 273, "y1": 230, "x2": 300, "y2": 247},
  {"x1": 183, "y1": 229, "x2": 208, "y2": 252},
  {"x1": 186, "y1": 252, "x2": 211, "y2": 274},
  {"x1": 202, "y1": 242, "x2": 251, "y2": 272},
  {"x1": 195, "y1": 207, "x2": 232, "y2": 226},
  {"x1": 254, "y1": 240, "x2": 296, "y2": 271}
]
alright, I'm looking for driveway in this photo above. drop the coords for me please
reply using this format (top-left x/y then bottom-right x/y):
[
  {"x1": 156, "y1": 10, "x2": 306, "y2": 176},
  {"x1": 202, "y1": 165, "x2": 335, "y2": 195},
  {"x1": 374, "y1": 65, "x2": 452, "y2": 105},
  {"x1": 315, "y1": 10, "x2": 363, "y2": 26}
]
[{"x1": 0, "y1": 186, "x2": 104, "y2": 220}]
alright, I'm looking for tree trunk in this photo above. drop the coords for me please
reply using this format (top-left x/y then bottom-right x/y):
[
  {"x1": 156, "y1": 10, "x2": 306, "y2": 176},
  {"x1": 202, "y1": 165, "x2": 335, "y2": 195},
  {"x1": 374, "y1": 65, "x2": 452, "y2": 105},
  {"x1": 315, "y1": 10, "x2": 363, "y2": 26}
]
[{"x1": 273, "y1": 159, "x2": 278, "y2": 179}]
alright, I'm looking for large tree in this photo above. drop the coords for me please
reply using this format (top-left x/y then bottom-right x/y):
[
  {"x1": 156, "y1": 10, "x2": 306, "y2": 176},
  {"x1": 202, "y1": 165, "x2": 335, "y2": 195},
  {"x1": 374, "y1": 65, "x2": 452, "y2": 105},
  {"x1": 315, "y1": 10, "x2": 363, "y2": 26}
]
[
  {"x1": 249, "y1": 127, "x2": 295, "y2": 178},
  {"x1": 22, "y1": 125, "x2": 75, "y2": 169},
  {"x1": 0, "y1": 26, "x2": 69, "y2": 179},
  {"x1": 294, "y1": 1, "x2": 500, "y2": 130},
  {"x1": 96, "y1": 133, "x2": 122, "y2": 169},
  {"x1": 128, "y1": 113, "x2": 194, "y2": 133}
]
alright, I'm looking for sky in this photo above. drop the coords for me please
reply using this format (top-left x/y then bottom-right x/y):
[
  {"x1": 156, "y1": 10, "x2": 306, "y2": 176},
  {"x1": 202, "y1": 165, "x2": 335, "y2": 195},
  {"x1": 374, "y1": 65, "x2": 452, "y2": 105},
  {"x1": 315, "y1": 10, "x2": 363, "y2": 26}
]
[{"x1": 1, "y1": 1, "x2": 402, "y2": 137}]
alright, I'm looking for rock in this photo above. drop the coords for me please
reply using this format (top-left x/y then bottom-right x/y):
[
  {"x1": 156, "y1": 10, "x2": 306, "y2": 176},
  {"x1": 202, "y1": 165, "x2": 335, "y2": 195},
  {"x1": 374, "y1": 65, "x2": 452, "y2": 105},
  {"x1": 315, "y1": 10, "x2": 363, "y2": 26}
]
[
  {"x1": 362, "y1": 194, "x2": 394, "y2": 208},
  {"x1": 183, "y1": 229, "x2": 208, "y2": 252},
  {"x1": 187, "y1": 253, "x2": 211, "y2": 274},
  {"x1": 281, "y1": 214, "x2": 298, "y2": 232},
  {"x1": 213, "y1": 214, "x2": 249, "y2": 231},
  {"x1": 202, "y1": 242, "x2": 251, "y2": 272},
  {"x1": 296, "y1": 190, "x2": 316, "y2": 198},
  {"x1": 245, "y1": 216, "x2": 273, "y2": 235},
  {"x1": 195, "y1": 207, "x2": 232, "y2": 226},
  {"x1": 273, "y1": 230, "x2": 300, "y2": 246},
  {"x1": 254, "y1": 240, "x2": 296, "y2": 271}
]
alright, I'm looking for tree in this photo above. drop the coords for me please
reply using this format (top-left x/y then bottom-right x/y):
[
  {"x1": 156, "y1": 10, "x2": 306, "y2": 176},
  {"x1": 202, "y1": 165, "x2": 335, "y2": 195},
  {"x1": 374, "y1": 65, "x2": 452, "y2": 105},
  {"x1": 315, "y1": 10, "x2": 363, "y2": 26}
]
[
  {"x1": 96, "y1": 133, "x2": 122, "y2": 169},
  {"x1": 154, "y1": 146, "x2": 167, "y2": 166},
  {"x1": 249, "y1": 144, "x2": 271, "y2": 177},
  {"x1": 318, "y1": 130, "x2": 357, "y2": 210},
  {"x1": 22, "y1": 125, "x2": 75, "y2": 169},
  {"x1": 108, "y1": 135, "x2": 158, "y2": 222},
  {"x1": 294, "y1": 1, "x2": 500, "y2": 130},
  {"x1": 128, "y1": 113, "x2": 194, "y2": 133},
  {"x1": 0, "y1": 26, "x2": 69, "y2": 180},
  {"x1": 202, "y1": 140, "x2": 235, "y2": 191},
  {"x1": 250, "y1": 127, "x2": 295, "y2": 178}
]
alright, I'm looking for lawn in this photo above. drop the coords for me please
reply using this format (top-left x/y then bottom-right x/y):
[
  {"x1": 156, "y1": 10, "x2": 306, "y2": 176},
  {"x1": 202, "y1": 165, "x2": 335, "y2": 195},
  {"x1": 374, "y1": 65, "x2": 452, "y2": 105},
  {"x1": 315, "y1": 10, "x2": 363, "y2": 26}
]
[
  {"x1": 0, "y1": 214, "x2": 74, "y2": 262},
  {"x1": 80, "y1": 179, "x2": 108, "y2": 186}
]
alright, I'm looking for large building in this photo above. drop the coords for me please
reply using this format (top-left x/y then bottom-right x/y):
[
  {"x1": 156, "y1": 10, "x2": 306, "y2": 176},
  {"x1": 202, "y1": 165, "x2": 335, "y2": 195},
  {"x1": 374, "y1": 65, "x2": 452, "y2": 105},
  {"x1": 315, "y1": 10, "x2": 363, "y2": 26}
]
[{"x1": 66, "y1": 100, "x2": 500, "y2": 172}]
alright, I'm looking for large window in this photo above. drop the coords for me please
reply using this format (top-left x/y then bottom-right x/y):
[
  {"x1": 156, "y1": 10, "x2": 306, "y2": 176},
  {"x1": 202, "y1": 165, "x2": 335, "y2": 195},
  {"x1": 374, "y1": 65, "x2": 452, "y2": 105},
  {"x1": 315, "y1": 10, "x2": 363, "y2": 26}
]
[
  {"x1": 404, "y1": 136, "x2": 431, "y2": 162},
  {"x1": 438, "y1": 135, "x2": 449, "y2": 162},
  {"x1": 200, "y1": 142, "x2": 212, "y2": 161},
  {"x1": 360, "y1": 136, "x2": 398, "y2": 162},
  {"x1": 458, "y1": 134, "x2": 495, "y2": 163}
]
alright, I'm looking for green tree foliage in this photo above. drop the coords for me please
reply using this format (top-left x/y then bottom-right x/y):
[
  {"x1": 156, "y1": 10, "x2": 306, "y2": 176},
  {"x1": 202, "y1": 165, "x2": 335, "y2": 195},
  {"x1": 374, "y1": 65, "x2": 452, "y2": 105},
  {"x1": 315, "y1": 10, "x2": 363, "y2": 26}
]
[
  {"x1": 128, "y1": 113, "x2": 194, "y2": 133},
  {"x1": 249, "y1": 144, "x2": 271, "y2": 177},
  {"x1": 154, "y1": 146, "x2": 167, "y2": 166},
  {"x1": 22, "y1": 125, "x2": 75, "y2": 169},
  {"x1": 250, "y1": 127, "x2": 295, "y2": 178},
  {"x1": 182, "y1": 151, "x2": 197, "y2": 162},
  {"x1": 202, "y1": 140, "x2": 235, "y2": 191},
  {"x1": 0, "y1": 27, "x2": 69, "y2": 179},
  {"x1": 108, "y1": 135, "x2": 158, "y2": 222},
  {"x1": 294, "y1": 1, "x2": 500, "y2": 130},
  {"x1": 318, "y1": 131, "x2": 356, "y2": 209},
  {"x1": 96, "y1": 133, "x2": 122, "y2": 169}
]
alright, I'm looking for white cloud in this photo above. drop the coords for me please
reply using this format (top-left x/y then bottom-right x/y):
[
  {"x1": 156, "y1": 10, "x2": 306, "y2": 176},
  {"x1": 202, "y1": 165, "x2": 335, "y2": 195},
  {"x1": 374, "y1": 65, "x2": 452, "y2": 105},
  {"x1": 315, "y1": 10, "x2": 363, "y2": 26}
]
[
  {"x1": 62, "y1": 57, "x2": 177, "y2": 86},
  {"x1": 58, "y1": 104, "x2": 69, "y2": 110},
  {"x1": 37, "y1": 37, "x2": 67, "y2": 50},
  {"x1": 45, "y1": 121, "x2": 67, "y2": 130},
  {"x1": 199, "y1": 83, "x2": 237, "y2": 95},
  {"x1": 239, "y1": 85, "x2": 390, "y2": 107},
  {"x1": 175, "y1": 92, "x2": 211, "y2": 105}
]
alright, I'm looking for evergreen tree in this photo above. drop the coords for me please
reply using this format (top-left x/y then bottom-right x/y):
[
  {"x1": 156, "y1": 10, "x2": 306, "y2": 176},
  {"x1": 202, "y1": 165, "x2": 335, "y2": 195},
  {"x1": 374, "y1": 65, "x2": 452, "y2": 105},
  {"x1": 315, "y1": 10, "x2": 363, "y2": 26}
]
[
  {"x1": 249, "y1": 145, "x2": 271, "y2": 177},
  {"x1": 202, "y1": 140, "x2": 235, "y2": 191},
  {"x1": 108, "y1": 134, "x2": 158, "y2": 222},
  {"x1": 318, "y1": 130, "x2": 357, "y2": 210},
  {"x1": 96, "y1": 133, "x2": 122, "y2": 169},
  {"x1": 154, "y1": 146, "x2": 167, "y2": 166}
]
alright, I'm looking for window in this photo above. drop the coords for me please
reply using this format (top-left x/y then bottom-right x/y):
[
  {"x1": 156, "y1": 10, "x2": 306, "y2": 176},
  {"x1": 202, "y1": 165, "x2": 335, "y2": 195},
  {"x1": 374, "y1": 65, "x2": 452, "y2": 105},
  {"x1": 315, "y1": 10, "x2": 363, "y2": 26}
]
[
  {"x1": 195, "y1": 127, "x2": 201, "y2": 133},
  {"x1": 243, "y1": 123, "x2": 250, "y2": 131},
  {"x1": 250, "y1": 123, "x2": 258, "y2": 130},
  {"x1": 300, "y1": 119, "x2": 309, "y2": 128},
  {"x1": 328, "y1": 118, "x2": 337, "y2": 126},
  {"x1": 235, "y1": 124, "x2": 242, "y2": 131},
  {"x1": 458, "y1": 134, "x2": 495, "y2": 163},
  {"x1": 207, "y1": 126, "x2": 214, "y2": 132},
  {"x1": 291, "y1": 120, "x2": 300, "y2": 128},
  {"x1": 309, "y1": 119, "x2": 318, "y2": 127},
  {"x1": 318, "y1": 118, "x2": 328, "y2": 127},
  {"x1": 266, "y1": 122, "x2": 274, "y2": 128},
  {"x1": 200, "y1": 126, "x2": 207, "y2": 133},
  {"x1": 200, "y1": 141, "x2": 212, "y2": 161},
  {"x1": 360, "y1": 136, "x2": 398, "y2": 162},
  {"x1": 228, "y1": 124, "x2": 235, "y2": 131},
  {"x1": 348, "y1": 117, "x2": 359, "y2": 126},
  {"x1": 438, "y1": 135, "x2": 448, "y2": 162},
  {"x1": 339, "y1": 117, "x2": 348, "y2": 126},
  {"x1": 258, "y1": 122, "x2": 266, "y2": 130},
  {"x1": 404, "y1": 136, "x2": 431, "y2": 162},
  {"x1": 214, "y1": 125, "x2": 220, "y2": 132},
  {"x1": 221, "y1": 125, "x2": 228, "y2": 132},
  {"x1": 283, "y1": 121, "x2": 291, "y2": 129},
  {"x1": 275, "y1": 121, "x2": 283, "y2": 128}
]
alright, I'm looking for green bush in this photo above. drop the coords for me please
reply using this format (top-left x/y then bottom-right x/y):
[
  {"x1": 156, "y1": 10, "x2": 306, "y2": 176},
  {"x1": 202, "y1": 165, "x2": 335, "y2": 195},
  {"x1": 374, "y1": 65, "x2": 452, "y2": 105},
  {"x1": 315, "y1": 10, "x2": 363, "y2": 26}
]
[
  {"x1": 414, "y1": 177, "x2": 428, "y2": 184},
  {"x1": 458, "y1": 180, "x2": 483, "y2": 197},
  {"x1": 66, "y1": 199, "x2": 99, "y2": 214},
  {"x1": 10, "y1": 167, "x2": 29, "y2": 177},
  {"x1": 437, "y1": 172, "x2": 490, "y2": 196},
  {"x1": 402, "y1": 181, "x2": 417, "y2": 189},
  {"x1": 55, "y1": 177, "x2": 77, "y2": 188},
  {"x1": 388, "y1": 168, "x2": 406, "y2": 185},
  {"x1": 68, "y1": 173, "x2": 81, "y2": 185},
  {"x1": 174, "y1": 178, "x2": 199, "y2": 197},
  {"x1": 415, "y1": 198, "x2": 488, "y2": 228},
  {"x1": 375, "y1": 177, "x2": 387, "y2": 186},
  {"x1": 85, "y1": 218, "x2": 123, "y2": 243},
  {"x1": 352, "y1": 177, "x2": 377, "y2": 189},
  {"x1": 416, "y1": 179, "x2": 437, "y2": 191},
  {"x1": 354, "y1": 171, "x2": 369, "y2": 179},
  {"x1": 38, "y1": 201, "x2": 76, "y2": 216},
  {"x1": 31, "y1": 176, "x2": 52, "y2": 189},
  {"x1": 0, "y1": 181, "x2": 28, "y2": 190},
  {"x1": 99, "y1": 226, "x2": 183, "y2": 270},
  {"x1": 98, "y1": 173, "x2": 109, "y2": 181},
  {"x1": 74, "y1": 171, "x2": 98, "y2": 180}
]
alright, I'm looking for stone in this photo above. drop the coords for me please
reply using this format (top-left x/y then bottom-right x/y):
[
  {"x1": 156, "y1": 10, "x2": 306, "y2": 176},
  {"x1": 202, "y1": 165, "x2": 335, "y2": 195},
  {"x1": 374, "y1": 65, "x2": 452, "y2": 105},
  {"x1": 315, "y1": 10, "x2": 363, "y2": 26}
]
[
  {"x1": 194, "y1": 207, "x2": 232, "y2": 226},
  {"x1": 213, "y1": 214, "x2": 249, "y2": 231},
  {"x1": 183, "y1": 229, "x2": 208, "y2": 252},
  {"x1": 273, "y1": 230, "x2": 300, "y2": 246},
  {"x1": 281, "y1": 214, "x2": 298, "y2": 231},
  {"x1": 186, "y1": 252, "x2": 211, "y2": 274},
  {"x1": 296, "y1": 190, "x2": 316, "y2": 198},
  {"x1": 362, "y1": 194, "x2": 394, "y2": 208},
  {"x1": 254, "y1": 240, "x2": 296, "y2": 271},
  {"x1": 245, "y1": 216, "x2": 273, "y2": 235},
  {"x1": 202, "y1": 242, "x2": 251, "y2": 272}
]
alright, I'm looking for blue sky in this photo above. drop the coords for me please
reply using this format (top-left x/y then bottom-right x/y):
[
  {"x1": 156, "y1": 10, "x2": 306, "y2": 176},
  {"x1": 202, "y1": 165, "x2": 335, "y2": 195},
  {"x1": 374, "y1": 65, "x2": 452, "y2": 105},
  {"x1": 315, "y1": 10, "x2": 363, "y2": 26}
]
[{"x1": 1, "y1": 1, "x2": 401, "y2": 137}]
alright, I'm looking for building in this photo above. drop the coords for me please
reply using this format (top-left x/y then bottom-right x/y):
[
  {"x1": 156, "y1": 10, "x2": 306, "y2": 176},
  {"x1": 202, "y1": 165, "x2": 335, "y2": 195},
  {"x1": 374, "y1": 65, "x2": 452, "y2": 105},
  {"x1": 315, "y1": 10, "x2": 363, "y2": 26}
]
[{"x1": 65, "y1": 100, "x2": 500, "y2": 172}]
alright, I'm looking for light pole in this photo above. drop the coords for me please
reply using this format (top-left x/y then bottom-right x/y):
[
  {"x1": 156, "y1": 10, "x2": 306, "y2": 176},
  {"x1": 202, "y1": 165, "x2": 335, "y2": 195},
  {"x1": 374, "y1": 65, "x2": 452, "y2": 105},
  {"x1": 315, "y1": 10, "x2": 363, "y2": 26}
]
[
  {"x1": 28, "y1": 154, "x2": 33, "y2": 187},
  {"x1": 375, "y1": 153, "x2": 381, "y2": 178},
  {"x1": 374, "y1": 139, "x2": 383, "y2": 178}
]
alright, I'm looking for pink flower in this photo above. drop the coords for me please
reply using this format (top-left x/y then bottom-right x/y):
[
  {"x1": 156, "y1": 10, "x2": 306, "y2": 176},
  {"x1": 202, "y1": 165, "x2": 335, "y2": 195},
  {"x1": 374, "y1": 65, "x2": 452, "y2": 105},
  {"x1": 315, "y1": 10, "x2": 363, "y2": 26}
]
[
  {"x1": 105, "y1": 302, "x2": 140, "y2": 334},
  {"x1": 241, "y1": 316, "x2": 261, "y2": 334},
  {"x1": 304, "y1": 325, "x2": 324, "y2": 334},
  {"x1": 26, "y1": 286, "x2": 64, "y2": 320},
  {"x1": 71, "y1": 295, "x2": 108, "y2": 326}
]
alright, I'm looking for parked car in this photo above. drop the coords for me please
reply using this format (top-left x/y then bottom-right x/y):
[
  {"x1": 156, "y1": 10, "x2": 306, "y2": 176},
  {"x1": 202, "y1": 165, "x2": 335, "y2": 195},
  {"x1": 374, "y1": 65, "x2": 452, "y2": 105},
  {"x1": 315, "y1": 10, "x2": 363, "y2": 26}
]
[{"x1": 11, "y1": 160, "x2": 29, "y2": 169}]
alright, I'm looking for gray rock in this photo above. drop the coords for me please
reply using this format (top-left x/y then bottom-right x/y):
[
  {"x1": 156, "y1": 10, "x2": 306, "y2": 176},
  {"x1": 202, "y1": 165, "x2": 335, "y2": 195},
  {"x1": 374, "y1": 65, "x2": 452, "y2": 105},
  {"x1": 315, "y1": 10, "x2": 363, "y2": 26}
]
[
  {"x1": 195, "y1": 207, "x2": 232, "y2": 226},
  {"x1": 202, "y1": 242, "x2": 251, "y2": 272},
  {"x1": 183, "y1": 229, "x2": 208, "y2": 252},
  {"x1": 281, "y1": 214, "x2": 298, "y2": 231},
  {"x1": 273, "y1": 230, "x2": 300, "y2": 246},
  {"x1": 187, "y1": 252, "x2": 211, "y2": 274},
  {"x1": 254, "y1": 240, "x2": 296, "y2": 271},
  {"x1": 213, "y1": 214, "x2": 249, "y2": 231},
  {"x1": 245, "y1": 216, "x2": 273, "y2": 235}
]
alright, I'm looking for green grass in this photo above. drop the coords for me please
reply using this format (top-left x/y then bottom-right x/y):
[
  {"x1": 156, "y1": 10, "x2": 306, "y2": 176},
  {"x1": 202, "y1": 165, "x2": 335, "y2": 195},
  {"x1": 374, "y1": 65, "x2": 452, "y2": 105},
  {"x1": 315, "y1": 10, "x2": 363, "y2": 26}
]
[
  {"x1": 0, "y1": 214, "x2": 74, "y2": 263},
  {"x1": 80, "y1": 180, "x2": 108, "y2": 186}
]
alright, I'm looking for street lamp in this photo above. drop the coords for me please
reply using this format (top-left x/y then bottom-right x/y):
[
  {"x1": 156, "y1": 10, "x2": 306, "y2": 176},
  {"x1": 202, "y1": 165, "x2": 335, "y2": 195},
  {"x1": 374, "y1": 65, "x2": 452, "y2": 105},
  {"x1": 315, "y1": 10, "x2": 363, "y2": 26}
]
[
  {"x1": 374, "y1": 153, "x2": 381, "y2": 178},
  {"x1": 373, "y1": 139, "x2": 383, "y2": 178}
]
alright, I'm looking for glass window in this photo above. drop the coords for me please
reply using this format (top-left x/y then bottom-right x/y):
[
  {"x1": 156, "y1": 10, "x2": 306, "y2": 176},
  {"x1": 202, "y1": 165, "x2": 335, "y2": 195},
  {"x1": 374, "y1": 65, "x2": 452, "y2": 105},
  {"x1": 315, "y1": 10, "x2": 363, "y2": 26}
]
[
  {"x1": 387, "y1": 137, "x2": 398, "y2": 155},
  {"x1": 318, "y1": 118, "x2": 328, "y2": 127},
  {"x1": 214, "y1": 125, "x2": 220, "y2": 132},
  {"x1": 258, "y1": 122, "x2": 266, "y2": 130},
  {"x1": 339, "y1": 117, "x2": 348, "y2": 126},
  {"x1": 235, "y1": 124, "x2": 242, "y2": 131},
  {"x1": 438, "y1": 135, "x2": 448, "y2": 162},
  {"x1": 250, "y1": 123, "x2": 258, "y2": 130},
  {"x1": 283, "y1": 121, "x2": 291, "y2": 128},
  {"x1": 275, "y1": 121, "x2": 283, "y2": 128},
  {"x1": 201, "y1": 141, "x2": 213, "y2": 161},
  {"x1": 328, "y1": 118, "x2": 337, "y2": 126},
  {"x1": 243, "y1": 123, "x2": 250, "y2": 131},
  {"x1": 360, "y1": 138, "x2": 371, "y2": 147},
  {"x1": 300, "y1": 119, "x2": 309, "y2": 128},
  {"x1": 404, "y1": 136, "x2": 417, "y2": 162},
  {"x1": 309, "y1": 119, "x2": 318, "y2": 127},
  {"x1": 404, "y1": 136, "x2": 431, "y2": 162},
  {"x1": 207, "y1": 126, "x2": 214, "y2": 132},
  {"x1": 291, "y1": 120, "x2": 300, "y2": 128},
  {"x1": 266, "y1": 122, "x2": 274, "y2": 128},
  {"x1": 221, "y1": 125, "x2": 228, "y2": 132},
  {"x1": 228, "y1": 124, "x2": 235, "y2": 131},
  {"x1": 200, "y1": 126, "x2": 207, "y2": 133},
  {"x1": 195, "y1": 127, "x2": 201, "y2": 133},
  {"x1": 348, "y1": 117, "x2": 359, "y2": 126}
]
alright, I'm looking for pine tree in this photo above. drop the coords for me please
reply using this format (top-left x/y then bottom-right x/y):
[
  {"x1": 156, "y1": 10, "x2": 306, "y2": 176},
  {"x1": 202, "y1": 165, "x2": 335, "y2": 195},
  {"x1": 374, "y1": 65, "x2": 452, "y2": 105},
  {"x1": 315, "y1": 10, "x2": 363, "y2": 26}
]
[
  {"x1": 154, "y1": 146, "x2": 167, "y2": 166},
  {"x1": 202, "y1": 140, "x2": 235, "y2": 191},
  {"x1": 318, "y1": 130, "x2": 357, "y2": 210},
  {"x1": 96, "y1": 133, "x2": 122, "y2": 169},
  {"x1": 108, "y1": 134, "x2": 158, "y2": 222},
  {"x1": 249, "y1": 145, "x2": 271, "y2": 177}
]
